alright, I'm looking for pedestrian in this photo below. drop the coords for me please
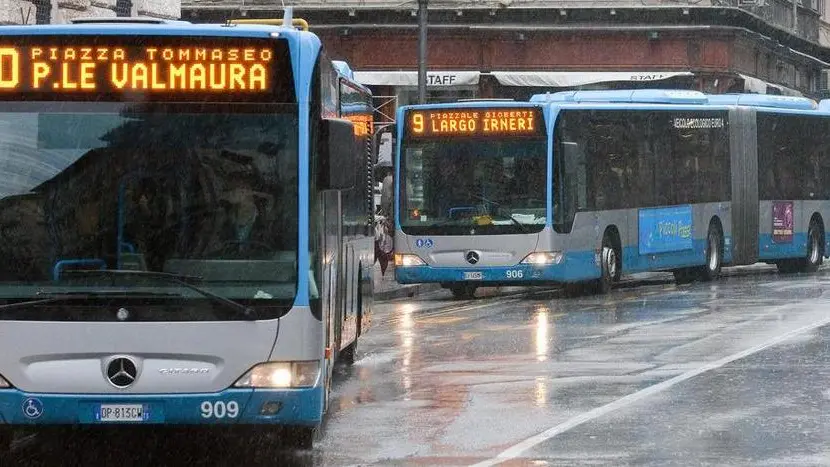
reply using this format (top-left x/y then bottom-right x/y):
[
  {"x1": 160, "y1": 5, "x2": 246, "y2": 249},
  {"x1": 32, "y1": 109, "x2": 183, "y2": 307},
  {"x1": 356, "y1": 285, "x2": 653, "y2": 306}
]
[{"x1": 374, "y1": 161, "x2": 394, "y2": 275}]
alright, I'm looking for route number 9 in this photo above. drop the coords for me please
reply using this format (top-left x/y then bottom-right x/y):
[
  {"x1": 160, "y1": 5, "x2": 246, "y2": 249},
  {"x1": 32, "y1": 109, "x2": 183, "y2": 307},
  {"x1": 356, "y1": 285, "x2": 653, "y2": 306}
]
[
  {"x1": 506, "y1": 270, "x2": 524, "y2": 279},
  {"x1": 412, "y1": 113, "x2": 425, "y2": 134},
  {"x1": 200, "y1": 400, "x2": 239, "y2": 419}
]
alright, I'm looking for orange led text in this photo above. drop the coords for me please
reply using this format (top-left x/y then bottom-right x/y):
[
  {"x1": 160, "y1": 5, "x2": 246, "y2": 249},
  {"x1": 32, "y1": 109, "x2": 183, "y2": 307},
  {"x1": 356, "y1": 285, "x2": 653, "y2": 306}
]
[{"x1": 0, "y1": 46, "x2": 274, "y2": 92}]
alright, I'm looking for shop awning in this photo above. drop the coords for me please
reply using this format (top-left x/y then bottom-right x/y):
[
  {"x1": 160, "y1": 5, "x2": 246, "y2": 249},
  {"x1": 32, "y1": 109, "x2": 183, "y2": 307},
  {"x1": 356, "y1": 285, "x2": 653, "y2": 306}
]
[
  {"x1": 491, "y1": 71, "x2": 693, "y2": 87},
  {"x1": 353, "y1": 71, "x2": 480, "y2": 87}
]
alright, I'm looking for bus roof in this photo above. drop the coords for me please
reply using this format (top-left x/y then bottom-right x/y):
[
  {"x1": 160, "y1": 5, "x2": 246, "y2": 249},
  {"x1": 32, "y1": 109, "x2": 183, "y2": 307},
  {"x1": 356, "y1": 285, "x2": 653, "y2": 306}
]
[
  {"x1": 399, "y1": 100, "x2": 543, "y2": 112},
  {"x1": 530, "y1": 89, "x2": 708, "y2": 105},
  {"x1": 705, "y1": 93, "x2": 817, "y2": 110},
  {"x1": 528, "y1": 89, "x2": 828, "y2": 113},
  {"x1": 0, "y1": 19, "x2": 308, "y2": 39}
]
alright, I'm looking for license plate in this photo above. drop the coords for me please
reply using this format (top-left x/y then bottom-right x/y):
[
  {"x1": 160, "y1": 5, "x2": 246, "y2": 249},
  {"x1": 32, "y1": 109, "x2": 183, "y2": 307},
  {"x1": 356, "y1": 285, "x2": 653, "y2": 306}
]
[
  {"x1": 463, "y1": 271, "x2": 483, "y2": 280},
  {"x1": 96, "y1": 404, "x2": 145, "y2": 422}
]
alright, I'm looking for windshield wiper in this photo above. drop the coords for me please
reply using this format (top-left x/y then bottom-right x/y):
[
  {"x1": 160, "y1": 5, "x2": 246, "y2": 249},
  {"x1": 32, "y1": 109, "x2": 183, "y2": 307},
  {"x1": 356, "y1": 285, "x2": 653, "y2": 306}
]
[
  {"x1": 492, "y1": 214, "x2": 530, "y2": 234},
  {"x1": 54, "y1": 270, "x2": 256, "y2": 320},
  {"x1": 0, "y1": 290, "x2": 179, "y2": 312},
  {"x1": 0, "y1": 296, "x2": 77, "y2": 311}
]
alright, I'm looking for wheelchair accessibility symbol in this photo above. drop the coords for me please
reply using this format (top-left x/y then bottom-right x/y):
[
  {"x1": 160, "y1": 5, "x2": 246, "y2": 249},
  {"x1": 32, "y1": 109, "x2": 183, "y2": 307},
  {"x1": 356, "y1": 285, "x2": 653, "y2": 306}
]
[
  {"x1": 22, "y1": 398, "x2": 43, "y2": 419},
  {"x1": 415, "y1": 238, "x2": 434, "y2": 249}
]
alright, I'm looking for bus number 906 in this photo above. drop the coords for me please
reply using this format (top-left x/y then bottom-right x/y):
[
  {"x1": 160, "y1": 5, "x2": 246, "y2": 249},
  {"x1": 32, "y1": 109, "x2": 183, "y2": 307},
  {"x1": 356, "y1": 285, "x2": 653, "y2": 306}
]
[{"x1": 506, "y1": 270, "x2": 524, "y2": 279}]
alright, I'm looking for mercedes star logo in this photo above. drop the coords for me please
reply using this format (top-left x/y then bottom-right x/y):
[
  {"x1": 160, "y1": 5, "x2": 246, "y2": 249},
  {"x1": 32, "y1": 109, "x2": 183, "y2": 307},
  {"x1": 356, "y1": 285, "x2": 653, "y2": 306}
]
[
  {"x1": 465, "y1": 251, "x2": 480, "y2": 265},
  {"x1": 106, "y1": 357, "x2": 138, "y2": 389}
]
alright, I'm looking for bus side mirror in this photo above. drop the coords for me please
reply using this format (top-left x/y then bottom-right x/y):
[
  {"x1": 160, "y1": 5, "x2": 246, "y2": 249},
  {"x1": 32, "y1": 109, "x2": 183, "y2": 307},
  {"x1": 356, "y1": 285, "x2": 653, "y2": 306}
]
[{"x1": 319, "y1": 118, "x2": 357, "y2": 190}]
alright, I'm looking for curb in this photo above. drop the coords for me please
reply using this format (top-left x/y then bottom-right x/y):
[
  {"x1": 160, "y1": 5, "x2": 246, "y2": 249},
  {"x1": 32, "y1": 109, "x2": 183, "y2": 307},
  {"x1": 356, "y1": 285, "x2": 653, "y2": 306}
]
[{"x1": 375, "y1": 282, "x2": 443, "y2": 302}]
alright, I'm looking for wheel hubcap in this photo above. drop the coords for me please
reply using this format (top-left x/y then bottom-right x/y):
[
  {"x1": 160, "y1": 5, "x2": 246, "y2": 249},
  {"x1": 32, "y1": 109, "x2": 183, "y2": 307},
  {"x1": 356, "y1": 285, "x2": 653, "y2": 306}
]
[
  {"x1": 605, "y1": 247, "x2": 616, "y2": 279},
  {"x1": 708, "y1": 235, "x2": 719, "y2": 271},
  {"x1": 810, "y1": 233, "x2": 820, "y2": 264}
]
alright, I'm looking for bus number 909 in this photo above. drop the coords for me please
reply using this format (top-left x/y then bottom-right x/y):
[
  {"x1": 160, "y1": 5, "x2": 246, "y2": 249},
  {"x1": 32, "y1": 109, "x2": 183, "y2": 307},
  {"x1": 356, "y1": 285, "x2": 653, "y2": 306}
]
[{"x1": 200, "y1": 400, "x2": 240, "y2": 419}]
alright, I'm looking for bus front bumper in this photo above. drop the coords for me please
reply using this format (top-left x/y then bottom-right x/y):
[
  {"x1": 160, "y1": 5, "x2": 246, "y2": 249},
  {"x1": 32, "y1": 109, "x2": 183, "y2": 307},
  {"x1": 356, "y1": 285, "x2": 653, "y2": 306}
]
[
  {"x1": 0, "y1": 386, "x2": 323, "y2": 426},
  {"x1": 395, "y1": 256, "x2": 600, "y2": 285}
]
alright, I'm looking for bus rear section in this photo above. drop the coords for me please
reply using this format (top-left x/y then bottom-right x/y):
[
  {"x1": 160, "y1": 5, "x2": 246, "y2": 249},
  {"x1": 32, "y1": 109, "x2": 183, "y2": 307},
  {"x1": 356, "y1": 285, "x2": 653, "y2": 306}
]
[
  {"x1": 0, "y1": 23, "x2": 343, "y2": 449},
  {"x1": 394, "y1": 104, "x2": 560, "y2": 299},
  {"x1": 535, "y1": 90, "x2": 830, "y2": 294},
  {"x1": 548, "y1": 101, "x2": 734, "y2": 292}
]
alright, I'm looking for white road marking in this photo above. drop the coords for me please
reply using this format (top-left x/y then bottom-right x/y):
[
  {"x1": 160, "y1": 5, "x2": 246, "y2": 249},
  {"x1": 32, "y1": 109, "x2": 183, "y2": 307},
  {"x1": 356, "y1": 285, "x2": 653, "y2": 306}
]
[{"x1": 471, "y1": 315, "x2": 830, "y2": 467}]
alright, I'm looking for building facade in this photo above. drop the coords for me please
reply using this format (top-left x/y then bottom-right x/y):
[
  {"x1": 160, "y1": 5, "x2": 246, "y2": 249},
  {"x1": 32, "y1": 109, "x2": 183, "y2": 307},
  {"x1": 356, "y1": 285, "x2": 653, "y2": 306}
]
[
  {"x1": 2, "y1": 0, "x2": 181, "y2": 25},
  {"x1": 184, "y1": 0, "x2": 830, "y2": 125}
]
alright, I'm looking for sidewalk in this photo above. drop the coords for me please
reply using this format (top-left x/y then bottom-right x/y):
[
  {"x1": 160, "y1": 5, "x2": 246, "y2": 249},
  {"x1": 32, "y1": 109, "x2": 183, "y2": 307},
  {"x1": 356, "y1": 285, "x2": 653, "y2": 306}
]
[{"x1": 372, "y1": 263, "x2": 442, "y2": 302}]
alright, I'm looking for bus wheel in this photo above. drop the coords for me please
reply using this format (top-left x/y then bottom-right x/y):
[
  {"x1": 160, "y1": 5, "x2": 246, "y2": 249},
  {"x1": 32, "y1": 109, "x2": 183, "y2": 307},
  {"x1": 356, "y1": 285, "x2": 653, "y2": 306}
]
[
  {"x1": 595, "y1": 239, "x2": 618, "y2": 294},
  {"x1": 673, "y1": 268, "x2": 697, "y2": 284},
  {"x1": 562, "y1": 282, "x2": 585, "y2": 298},
  {"x1": 0, "y1": 426, "x2": 11, "y2": 454},
  {"x1": 450, "y1": 285, "x2": 477, "y2": 299},
  {"x1": 700, "y1": 225, "x2": 723, "y2": 282},
  {"x1": 340, "y1": 341, "x2": 357, "y2": 365},
  {"x1": 799, "y1": 222, "x2": 823, "y2": 273},
  {"x1": 776, "y1": 260, "x2": 798, "y2": 274},
  {"x1": 284, "y1": 425, "x2": 316, "y2": 450}
]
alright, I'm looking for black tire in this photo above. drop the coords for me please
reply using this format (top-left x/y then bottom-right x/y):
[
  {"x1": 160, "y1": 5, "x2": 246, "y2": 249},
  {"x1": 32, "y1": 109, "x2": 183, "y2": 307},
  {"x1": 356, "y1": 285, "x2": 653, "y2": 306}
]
[
  {"x1": 699, "y1": 225, "x2": 723, "y2": 282},
  {"x1": 0, "y1": 426, "x2": 11, "y2": 452},
  {"x1": 777, "y1": 259, "x2": 799, "y2": 274},
  {"x1": 799, "y1": 222, "x2": 823, "y2": 273},
  {"x1": 338, "y1": 276, "x2": 364, "y2": 366},
  {"x1": 594, "y1": 236, "x2": 619, "y2": 294},
  {"x1": 284, "y1": 425, "x2": 316, "y2": 450},
  {"x1": 339, "y1": 340, "x2": 357, "y2": 365},
  {"x1": 673, "y1": 268, "x2": 697, "y2": 284},
  {"x1": 562, "y1": 282, "x2": 585, "y2": 298},
  {"x1": 450, "y1": 285, "x2": 477, "y2": 299}
]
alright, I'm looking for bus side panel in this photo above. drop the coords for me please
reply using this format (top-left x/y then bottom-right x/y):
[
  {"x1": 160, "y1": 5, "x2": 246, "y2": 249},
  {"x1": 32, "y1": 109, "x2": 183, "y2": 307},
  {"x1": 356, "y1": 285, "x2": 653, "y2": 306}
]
[
  {"x1": 621, "y1": 202, "x2": 730, "y2": 273},
  {"x1": 340, "y1": 235, "x2": 373, "y2": 350},
  {"x1": 561, "y1": 211, "x2": 603, "y2": 281},
  {"x1": 320, "y1": 190, "x2": 342, "y2": 373},
  {"x1": 803, "y1": 199, "x2": 830, "y2": 257},
  {"x1": 730, "y1": 107, "x2": 759, "y2": 265},
  {"x1": 758, "y1": 199, "x2": 808, "y2": 260}
]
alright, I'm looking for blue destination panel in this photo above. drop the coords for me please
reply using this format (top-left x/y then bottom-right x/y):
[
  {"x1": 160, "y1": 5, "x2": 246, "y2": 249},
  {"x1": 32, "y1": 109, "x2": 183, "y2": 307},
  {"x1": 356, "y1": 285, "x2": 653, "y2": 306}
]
[{"x1": 638, "y1": 205, "x2": 694, "y2": 255}]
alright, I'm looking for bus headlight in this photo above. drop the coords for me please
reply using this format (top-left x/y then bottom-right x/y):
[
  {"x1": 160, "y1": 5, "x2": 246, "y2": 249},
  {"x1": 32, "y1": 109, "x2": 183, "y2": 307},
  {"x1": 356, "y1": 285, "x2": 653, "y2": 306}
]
[
  {"x1": 394, "y1": 253, "x2": 425, "y2": 267},
  {"x1": 521, "y1": 251, "x2": 564, "y2": 265},
  {"x1": 0, "y1": 374, "x2": 10, "y2": 388},
  {"x1": 233, "y1": 361, "x2": 320, "y2": 389}
]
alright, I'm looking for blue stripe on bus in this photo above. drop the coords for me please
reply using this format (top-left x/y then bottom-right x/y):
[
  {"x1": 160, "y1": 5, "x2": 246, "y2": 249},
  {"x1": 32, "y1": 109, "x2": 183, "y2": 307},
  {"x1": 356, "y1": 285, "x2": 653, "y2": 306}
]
[
  {"x1": 291, "y1": 33, "x2": 321, "y2": 307},
  {"x1": 397, "y1": 237, "x2": 738, "y2": 285},
  {"x1": 623, "y1": 238, "x2": 720, "y2": 273},
  {"x1": 395, "y1": 253, "x2": 601, "y2": 284},
  {"x1": 758, "y1": 232, "x2": 808, "y2": 260},
  {"x1": 0, "y1": 387, "x2": 323, "y2": 426}
]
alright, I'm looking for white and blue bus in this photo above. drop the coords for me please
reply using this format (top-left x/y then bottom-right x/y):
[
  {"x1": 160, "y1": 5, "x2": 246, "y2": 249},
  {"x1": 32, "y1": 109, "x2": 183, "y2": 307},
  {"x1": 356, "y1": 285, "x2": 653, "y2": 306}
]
[
  {"x1": 0, "y1": 13, "x2": 374, "y2": 449},
  {"x1": 393, "y1": 90, "x2": 830, "y2": 298}
]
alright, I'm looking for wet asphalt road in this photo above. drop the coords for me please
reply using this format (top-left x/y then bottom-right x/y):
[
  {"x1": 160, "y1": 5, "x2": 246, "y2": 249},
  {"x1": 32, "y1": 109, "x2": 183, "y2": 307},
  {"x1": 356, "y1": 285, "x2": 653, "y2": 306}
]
[{"x1": 7, "y1": 266, "x2": 830, "y2": 466}]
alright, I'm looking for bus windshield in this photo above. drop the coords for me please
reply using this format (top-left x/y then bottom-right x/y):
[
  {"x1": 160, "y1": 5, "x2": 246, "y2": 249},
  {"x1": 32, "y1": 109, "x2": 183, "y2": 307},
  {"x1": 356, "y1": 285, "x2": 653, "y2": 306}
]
[
  {"x1": 400, "y1": 138, "x2": 547, "y2": 235},
  {"x1": 0, "y1": 103, "x2": 298, "y2": 321}
]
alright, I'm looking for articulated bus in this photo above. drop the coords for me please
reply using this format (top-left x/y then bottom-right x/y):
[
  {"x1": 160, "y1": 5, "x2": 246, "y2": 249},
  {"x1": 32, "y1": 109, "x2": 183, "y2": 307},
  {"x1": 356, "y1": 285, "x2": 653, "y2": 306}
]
[
  {"x1": 394, "y1": 90, "x2": 830, "y2": 298},
  {"x1": 0, "y1": 14, "x2": 374, "y2": 449}
]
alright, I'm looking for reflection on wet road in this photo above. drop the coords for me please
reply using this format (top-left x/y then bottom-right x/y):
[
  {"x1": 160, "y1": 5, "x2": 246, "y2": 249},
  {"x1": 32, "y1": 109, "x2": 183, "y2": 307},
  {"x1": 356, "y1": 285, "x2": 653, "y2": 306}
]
[{"x1": 9, "y1": 266, "x2": 830, "y2": 466}]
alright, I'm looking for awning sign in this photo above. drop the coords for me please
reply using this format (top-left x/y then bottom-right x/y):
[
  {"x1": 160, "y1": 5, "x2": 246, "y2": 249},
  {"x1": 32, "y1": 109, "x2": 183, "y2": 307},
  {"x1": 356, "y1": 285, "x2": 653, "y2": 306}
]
[
  {"x1": 353, "y1": 71, "x2": 480, "y2": 87},
  {"x1": 491, "y1": 71, "x2": 693, "y2": 87}
]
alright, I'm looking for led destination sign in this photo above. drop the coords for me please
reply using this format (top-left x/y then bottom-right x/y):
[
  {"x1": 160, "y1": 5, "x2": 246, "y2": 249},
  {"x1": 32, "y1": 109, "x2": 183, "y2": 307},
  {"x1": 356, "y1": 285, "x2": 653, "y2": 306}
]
[
  {"x1": 0, "y1": 36, "x2": 295, "y2": 102},
  {"x1": 407, "y1": 107, "x2": 544, "y2": 138}
]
